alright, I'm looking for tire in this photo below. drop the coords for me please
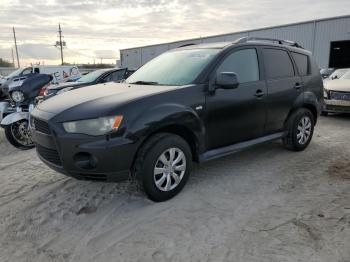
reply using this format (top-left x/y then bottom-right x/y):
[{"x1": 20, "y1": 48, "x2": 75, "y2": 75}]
[
  {"x1": 321, "y1": 111, "x2": 328, "y2": 116},
  {"x1": 283, "y1": 108, "x2": 315, "y2": 152},
  {"x1": 133, "y1": 133, "x2": 192, "y2": 202},
  {"x1": 4, "y1": 121, "x2": 35, "y2": 150}
]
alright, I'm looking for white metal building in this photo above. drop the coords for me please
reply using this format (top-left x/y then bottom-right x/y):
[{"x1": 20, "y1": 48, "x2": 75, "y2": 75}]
[{"x1": 120, "y1": 15, "x2": 350, "y2": 70}]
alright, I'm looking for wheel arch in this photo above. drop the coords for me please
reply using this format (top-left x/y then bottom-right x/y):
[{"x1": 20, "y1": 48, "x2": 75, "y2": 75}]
[{"x1": 285, "y1": 91, "x2": 320, "y2": 127}]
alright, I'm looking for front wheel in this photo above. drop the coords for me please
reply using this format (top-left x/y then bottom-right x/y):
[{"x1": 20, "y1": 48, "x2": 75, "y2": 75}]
[
  {"x1": 133, "y1": 133, "x2": 192, "y2": 202},
  {"x1": 4, "y1": 120, "x2": 35, "y2": 150},
  {"x1": 283, "y1": 108, "x2": 315, "y2": 151}
]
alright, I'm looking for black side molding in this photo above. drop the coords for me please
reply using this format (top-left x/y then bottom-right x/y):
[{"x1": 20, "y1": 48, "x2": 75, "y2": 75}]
[{"x1": 199, "y1": 132, "x2": 285, "y2": 162}]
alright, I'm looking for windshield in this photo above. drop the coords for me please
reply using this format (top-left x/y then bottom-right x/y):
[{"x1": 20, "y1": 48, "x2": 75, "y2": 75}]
[
  {"x1": 126, "y1": 49, "x2": 220, "y2": 86},
  {"x1": 76, "y1": 69, "x2": 109, "y2": 83},
  {"x1": 340, "y1": 70, "x2": 350, "y2": 80},
  {"x1": 6, "y1": 68, "x2": 24, "y2": 78}
]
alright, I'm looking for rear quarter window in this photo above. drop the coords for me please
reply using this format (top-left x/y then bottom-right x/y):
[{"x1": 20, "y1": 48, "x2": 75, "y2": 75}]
[
  {"x1": 262, "y1": 48, "x2": 295, "y2": 79},
  {"x1": 291, "y1": 52, "x2": 309, "y2": 76}
]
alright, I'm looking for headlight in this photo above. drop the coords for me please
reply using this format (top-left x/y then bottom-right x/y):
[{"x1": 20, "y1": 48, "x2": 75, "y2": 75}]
[
  {"x1": 57, "y1": 86, "x2": 74, "y2": 95},
  {"x1": 11, "y1": 91, "x2": 24, "y2": 102},
  {"x1": 63, "y1": 115, "x2": 123, "y2": 136},
  {"x1": 323, "y1": 89, "x2": 328, "y2": 99}
]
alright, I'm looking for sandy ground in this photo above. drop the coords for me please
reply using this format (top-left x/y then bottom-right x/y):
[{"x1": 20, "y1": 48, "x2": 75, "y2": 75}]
[{"x1": 0, "y1": 115, "x2": 350, "y2": 262}]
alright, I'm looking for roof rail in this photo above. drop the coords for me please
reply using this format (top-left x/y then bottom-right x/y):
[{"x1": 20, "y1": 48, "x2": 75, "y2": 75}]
[
  {"x1": 236, "y1": 37, "x2": 304, "y2": 49},
  {"x1": 178, "y1": 43, "x2": 197, "y2": 48}
]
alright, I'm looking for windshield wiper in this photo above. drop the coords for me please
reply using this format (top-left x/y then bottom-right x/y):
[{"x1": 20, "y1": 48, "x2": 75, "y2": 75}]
[{"x1": 129, "y1": 81, "x2": 159, "y2": 85}]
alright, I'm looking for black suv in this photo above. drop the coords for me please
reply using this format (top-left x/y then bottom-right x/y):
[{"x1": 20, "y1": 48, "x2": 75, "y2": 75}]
[{"x1": 31, "y1": 37, "x2": 323, "y2": 202}]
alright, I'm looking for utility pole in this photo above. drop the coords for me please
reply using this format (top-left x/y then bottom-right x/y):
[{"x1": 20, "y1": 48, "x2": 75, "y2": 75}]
[
  {"x1": 11, "y1": 48, "x2": 15, "y2": 67},
  {"x1": 58, "y1": 23, "x2": 64, "y2": 65},
  {"x1": 13, "y1": 27, "x2": 20, "y2": 68}
]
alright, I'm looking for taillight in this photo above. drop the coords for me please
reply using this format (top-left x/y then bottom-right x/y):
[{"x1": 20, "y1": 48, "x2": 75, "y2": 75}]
[{"x1": 39, "y1": 86, "x2": 47, "y2": 96}]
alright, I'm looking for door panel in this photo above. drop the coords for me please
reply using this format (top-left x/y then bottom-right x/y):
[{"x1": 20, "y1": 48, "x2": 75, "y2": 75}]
[
  {"x1": 264, "y1": 77, "x2": 302, "y2": 133},
  {"x1": 262, "y1": 48, "x2": 302, "y2": 133},
  {"x1": 206, "y1": 81, "x2": 267, "y2": 149},
  {"x1": 205, "y1": 47, "x2": 267, "y2": 150}
]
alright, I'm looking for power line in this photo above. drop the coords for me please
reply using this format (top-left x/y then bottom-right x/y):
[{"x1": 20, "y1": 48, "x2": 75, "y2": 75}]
[{"x1": 66, "y1": 47, "x2": 116, "y2": 60}]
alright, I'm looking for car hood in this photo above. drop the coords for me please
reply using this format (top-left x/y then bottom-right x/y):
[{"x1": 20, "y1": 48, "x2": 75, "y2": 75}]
[
  {"x1": 324, "y1": 79, "x2": 350, "y2": 92},
  {"x1": 36, "y1": 82, "x2": 179, "y2": 121},
  {"x1": 47, "y1": 81, "x2": 88, "y2": 91}
]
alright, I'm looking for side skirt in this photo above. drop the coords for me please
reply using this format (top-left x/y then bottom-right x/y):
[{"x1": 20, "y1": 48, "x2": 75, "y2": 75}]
[{"x1": 199, "y1": 132, "x2": 285, "y2": 162}]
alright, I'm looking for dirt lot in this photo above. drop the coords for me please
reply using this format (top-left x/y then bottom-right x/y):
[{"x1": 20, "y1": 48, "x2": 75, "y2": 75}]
[{"x1": 0, "y1": 115, "x2": 350, "y2": 262}]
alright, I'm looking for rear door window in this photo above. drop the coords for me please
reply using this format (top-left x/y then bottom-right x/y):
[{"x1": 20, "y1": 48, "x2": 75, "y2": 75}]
[
  {"x1": 216, "y1": 48, "x2": 259, "y2": 83},
  {"x1": 263, "y1": 49, "x2": 295, "y2": 79}
]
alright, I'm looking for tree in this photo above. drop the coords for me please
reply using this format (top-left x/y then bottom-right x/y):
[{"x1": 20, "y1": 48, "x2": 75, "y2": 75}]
[{"x1": 0, "y1": 58, "x2": 13, "y2": 67}]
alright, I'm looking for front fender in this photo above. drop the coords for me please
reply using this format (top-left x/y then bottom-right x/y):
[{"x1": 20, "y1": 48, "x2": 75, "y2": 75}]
[
  {"x1": 128, "y1": 103, "x2": 205, "y2": 151},
  {"x1": 0, "y1": 101, "x2": 10, "y2": 122},
  {"x1": 1, "y1": 112, "x2": 29, "y2": 126}
]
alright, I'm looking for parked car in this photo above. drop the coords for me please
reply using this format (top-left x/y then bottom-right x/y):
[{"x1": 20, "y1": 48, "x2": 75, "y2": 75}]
[
  {"x1": 320, "y1": 68, "x2": 335, "y2": 79},
  {"x1": 323, "y1": 70, "x2": 350, "y2": 115},
  {"x1": 43, "y1": 68, "x2": 134, "y2": 99},
  {"x1": 0, "y1": 65, "x2": 81, "y2": 86},
  {"x1": 328, "y1": 68, "x2": 350, "y2": 80},
  {"x1": 31, "y1": 37, "x2": 323, "y2": 202}
]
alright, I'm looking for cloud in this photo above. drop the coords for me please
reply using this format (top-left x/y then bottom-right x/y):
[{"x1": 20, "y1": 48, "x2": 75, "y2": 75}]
[{"x1": 0, "y1": 0, "x2": 349, "y2": 65}]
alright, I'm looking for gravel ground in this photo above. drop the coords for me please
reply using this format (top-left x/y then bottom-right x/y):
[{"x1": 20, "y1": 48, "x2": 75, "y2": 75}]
[{"x1": 0, "y1": 115, "x2": 350, "y2": 262}]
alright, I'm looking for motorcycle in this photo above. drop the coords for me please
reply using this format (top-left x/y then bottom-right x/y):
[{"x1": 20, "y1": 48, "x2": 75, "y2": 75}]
[{"x1": 0, "y1": 73, "x2": 52, "y2": 150}]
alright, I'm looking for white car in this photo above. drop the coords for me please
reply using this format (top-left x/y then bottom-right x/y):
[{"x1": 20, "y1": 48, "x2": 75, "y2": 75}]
[
  {"x1": 323, "y1": 70, "x2": 350, "y2": 114},
  {"x1": 0, "y1": 65, "x2": 81, "y2": 85},
  {"x1": 328, "y1": 68, "x2": 350, "y2": 80}
]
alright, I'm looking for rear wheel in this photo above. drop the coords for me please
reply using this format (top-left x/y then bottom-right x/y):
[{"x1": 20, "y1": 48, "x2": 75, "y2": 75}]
[
  {"x1": 283, "y1": 108, "x2": 314, "y2": 151},
  {"x1": 133, "y1": 133, "x2": 192, "y2": 202},
  {"x1": 4, "y1": 120, "x2": 34, "y2": 150}
]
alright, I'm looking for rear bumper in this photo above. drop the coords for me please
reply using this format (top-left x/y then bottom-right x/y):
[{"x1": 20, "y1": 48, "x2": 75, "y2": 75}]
[
  {"x1": 323, "y1": 99, "x2": 350, "y2": 113},
  {"x1": 31, "y1": 112, "x2": 139, "y2": 182}
]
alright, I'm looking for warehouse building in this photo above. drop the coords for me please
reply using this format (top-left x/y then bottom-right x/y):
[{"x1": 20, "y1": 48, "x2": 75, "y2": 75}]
[{"x1": 120, "y1": 15, "x2": 350, "y2": 70}]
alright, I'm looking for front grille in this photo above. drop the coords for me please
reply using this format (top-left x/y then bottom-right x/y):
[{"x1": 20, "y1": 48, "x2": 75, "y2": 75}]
[
  {"x1": 36, "y1": 144, "x2": 62, "y2": 166},
  {"x1": 330, "y1": 91, "x2": 350, "y2": 101},
  {"x1": 33, "y1": 118, "x2": 51, "y2": 134}
]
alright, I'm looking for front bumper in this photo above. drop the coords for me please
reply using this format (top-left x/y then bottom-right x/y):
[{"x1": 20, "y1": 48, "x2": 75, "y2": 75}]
[
  {"x1": 31, "y1": 110, "x2": 139, "y2": 182},
  {"x1": 323, "y1": 99, "x2": 350, "y2": 113}
]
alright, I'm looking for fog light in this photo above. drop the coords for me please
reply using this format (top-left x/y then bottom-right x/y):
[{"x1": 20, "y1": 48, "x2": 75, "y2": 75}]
[{"x1": 74, "y1": 152, "x2": 98, "y2": 170}]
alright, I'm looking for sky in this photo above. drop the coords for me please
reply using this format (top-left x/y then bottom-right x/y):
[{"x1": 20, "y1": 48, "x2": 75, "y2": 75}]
[{"x1": 0, "y1": 0, "x2": 349, "y2": 66}]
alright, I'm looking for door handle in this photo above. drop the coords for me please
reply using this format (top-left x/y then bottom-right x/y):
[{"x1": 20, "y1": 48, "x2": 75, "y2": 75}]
[
  {"x1": 295, "y1": 82, "x2": 304, "y2": 90},
  {"x1": 254, "y1": 89, "x2": 265, "y2": 98}
]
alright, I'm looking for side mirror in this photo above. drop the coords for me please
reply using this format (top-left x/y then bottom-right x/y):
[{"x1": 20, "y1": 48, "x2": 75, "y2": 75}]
[{"x1": 215, "y1": 72, "x2": 239, "y2": 89}]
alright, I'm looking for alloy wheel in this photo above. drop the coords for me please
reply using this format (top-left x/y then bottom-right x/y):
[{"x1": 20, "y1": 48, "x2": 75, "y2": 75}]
[
  {"x1": 296, "y1": 116, "x2": 312, "y2": 145},
  {"x1": 11, "y1": 120, "x2": 33, "y2": 146},
  {"x1": 153, "y1": 147, "x2": 186, "y2": 192}
]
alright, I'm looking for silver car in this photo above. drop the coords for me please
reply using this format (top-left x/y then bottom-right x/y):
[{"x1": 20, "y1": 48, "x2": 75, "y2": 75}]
[{"x1": 323, "y1": 70, "x2": 350, "y2": 114}]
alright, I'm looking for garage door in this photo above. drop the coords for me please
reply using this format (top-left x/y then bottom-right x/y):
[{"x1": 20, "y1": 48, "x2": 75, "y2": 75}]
[{"x1": 329, "y1": 40, "x2": 350, "y2": 68}]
